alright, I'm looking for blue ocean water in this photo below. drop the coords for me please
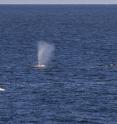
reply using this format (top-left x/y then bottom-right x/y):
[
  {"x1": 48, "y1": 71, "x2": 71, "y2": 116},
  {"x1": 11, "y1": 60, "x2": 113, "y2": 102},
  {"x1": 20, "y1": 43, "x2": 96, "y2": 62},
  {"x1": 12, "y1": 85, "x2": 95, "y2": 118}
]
[{"x1": 0, "y1": 5, "x2": 117, "y2": 124}]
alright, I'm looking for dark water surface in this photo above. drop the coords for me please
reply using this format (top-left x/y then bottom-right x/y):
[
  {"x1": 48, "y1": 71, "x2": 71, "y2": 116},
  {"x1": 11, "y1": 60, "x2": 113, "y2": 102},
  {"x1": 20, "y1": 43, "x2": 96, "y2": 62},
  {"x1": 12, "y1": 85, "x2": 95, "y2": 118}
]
[{"x1": 0, "y1": 5, "x2": 117, "y2": 124}]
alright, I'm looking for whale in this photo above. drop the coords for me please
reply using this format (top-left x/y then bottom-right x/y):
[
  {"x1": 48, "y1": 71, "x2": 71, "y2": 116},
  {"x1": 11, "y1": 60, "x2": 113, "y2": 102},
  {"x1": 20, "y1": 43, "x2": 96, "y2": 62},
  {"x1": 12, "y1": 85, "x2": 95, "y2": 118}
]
[{"x1": 33, "y1": 64, "x2": 46, "y2": 68}]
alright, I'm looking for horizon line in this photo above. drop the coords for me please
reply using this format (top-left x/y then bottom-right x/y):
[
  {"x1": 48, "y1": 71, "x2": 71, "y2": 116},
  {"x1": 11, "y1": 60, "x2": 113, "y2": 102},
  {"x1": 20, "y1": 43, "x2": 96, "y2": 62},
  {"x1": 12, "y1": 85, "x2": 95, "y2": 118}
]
[{"x1": 0, "y1": 3, "x2": 117, "y2": 5}]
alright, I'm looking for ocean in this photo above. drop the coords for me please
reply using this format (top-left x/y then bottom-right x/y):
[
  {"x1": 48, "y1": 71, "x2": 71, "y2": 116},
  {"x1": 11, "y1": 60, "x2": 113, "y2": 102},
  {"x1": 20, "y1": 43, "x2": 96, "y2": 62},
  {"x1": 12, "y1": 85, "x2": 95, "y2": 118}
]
[{"x1": 0, "y1": 5, "x2": 117, "y2": 124}]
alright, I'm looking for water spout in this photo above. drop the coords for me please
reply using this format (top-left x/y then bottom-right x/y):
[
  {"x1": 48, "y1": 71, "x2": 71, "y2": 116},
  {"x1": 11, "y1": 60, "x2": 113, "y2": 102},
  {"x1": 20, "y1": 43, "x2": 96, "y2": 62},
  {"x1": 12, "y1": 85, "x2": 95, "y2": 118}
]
[{"x1": 34, "y1": 41, "x2": 54, "y2": 68}]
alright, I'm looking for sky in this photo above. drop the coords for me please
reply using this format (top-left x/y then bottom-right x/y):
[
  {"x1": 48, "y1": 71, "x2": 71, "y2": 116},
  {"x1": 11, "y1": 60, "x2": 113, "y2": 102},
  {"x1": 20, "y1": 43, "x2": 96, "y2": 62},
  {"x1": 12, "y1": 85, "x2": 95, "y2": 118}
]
[{"x1": 0, "y1": 0, "x2": 117, "y2": 4}]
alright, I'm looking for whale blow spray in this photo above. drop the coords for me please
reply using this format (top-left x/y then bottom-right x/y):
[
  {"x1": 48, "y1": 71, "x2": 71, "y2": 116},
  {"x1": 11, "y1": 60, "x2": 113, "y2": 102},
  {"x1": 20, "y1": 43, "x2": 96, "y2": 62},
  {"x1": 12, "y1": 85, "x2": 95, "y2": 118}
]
[{"x1": 35, "y1": 41, "x2": 55, "y2": 68}]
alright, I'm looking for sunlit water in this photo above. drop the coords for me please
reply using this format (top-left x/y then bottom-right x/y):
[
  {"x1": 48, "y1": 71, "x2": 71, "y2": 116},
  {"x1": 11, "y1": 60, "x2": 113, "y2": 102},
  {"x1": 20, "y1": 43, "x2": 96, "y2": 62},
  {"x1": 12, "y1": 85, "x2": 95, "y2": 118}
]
[{"x1": 0, "y1": 5, "x2": 117, "y2": 124}]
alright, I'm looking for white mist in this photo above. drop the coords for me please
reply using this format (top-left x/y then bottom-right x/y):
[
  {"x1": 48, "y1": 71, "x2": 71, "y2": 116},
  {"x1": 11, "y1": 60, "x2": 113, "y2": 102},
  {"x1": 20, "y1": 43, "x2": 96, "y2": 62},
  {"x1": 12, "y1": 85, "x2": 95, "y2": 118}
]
[{"x1": 35, "y1": 41, "x2": 54, "y2": 68}]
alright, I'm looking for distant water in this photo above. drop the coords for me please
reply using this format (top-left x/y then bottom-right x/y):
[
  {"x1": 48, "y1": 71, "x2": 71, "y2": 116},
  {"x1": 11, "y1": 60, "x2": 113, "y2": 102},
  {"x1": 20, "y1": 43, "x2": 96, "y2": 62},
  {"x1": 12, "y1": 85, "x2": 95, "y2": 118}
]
[{"x1": 0, "y1": 5, "x2": 117, "y2": 124}]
